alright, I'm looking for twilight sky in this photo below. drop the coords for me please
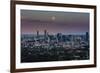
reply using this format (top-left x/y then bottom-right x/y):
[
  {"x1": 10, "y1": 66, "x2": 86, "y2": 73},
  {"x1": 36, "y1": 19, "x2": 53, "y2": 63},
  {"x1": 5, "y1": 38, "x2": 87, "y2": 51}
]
[{"x1": 21, "y1": 9, "x2": 89, "y2": 35}]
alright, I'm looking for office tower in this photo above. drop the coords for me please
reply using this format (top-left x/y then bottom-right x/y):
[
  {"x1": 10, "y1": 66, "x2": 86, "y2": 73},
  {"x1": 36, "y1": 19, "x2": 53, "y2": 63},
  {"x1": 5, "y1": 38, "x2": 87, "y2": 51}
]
[
  {"x1": 44, "y1": 29, "x2": 47, "y2": 37},
  {"x1": 37, "y1": 30, "x2": 39, "y2": 38},
  {"x1": 86, "y1": 32, "x2": 89, "y2": 41},
  {"x1": 57, "y1": 33, "x2": 62, "y2": 42},
  {"x1": 44, "y1": 29, "x2": 48, "y2": 41}
]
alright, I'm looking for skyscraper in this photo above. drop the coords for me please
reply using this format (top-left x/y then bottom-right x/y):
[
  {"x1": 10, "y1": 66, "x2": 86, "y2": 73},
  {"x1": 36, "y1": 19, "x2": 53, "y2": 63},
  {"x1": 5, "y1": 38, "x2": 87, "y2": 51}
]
[
  {"x1": 44, "y1": 30, "x2": 48, "y2": 41},
  {"x1": 86, "y1": 32, "x2": 89, "y2": 41},
  {"x1": 57, "y1": 33, "x2": 62, "y2": 42},
  {"x1": 44, "y1": 29, "x2": 47, "y2": 37},
  {"x1": 37, "y1": 30, "x2": 39, "y2": 38}
]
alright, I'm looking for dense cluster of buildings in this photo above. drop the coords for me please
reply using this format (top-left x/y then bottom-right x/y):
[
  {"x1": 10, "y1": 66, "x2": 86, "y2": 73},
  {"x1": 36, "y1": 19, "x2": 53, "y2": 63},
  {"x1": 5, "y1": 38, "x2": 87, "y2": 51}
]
[
  {"x1": 21, "y1": 30, "x2": 89, "y2": 50},
  {"x1": 21, "y1": 30, "x2": 89, "y2": 62}
]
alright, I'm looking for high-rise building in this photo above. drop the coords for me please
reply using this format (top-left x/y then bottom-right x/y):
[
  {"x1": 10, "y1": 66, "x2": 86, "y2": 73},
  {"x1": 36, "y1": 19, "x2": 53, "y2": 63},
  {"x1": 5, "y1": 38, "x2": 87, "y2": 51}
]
[
  {"x1": 44, "y1": 29, "x2": 47, "y2": 37},
  {"x1": 57, "y1": 33, "x2": 62, "y2": 42},
  {"x1": 37, "y1": 30, "x2": 39, "y2": 38},
  {"x1": 44, "y1": 30, "x2": 48, "y2": 41},
  {"x1": 86, "y1": 32, "x2": 89, "y2": 41}
]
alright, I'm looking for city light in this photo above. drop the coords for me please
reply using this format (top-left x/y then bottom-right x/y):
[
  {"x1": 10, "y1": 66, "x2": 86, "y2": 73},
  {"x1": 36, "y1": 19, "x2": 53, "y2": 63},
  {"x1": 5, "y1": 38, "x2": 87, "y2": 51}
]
[{"x1": 21, "y1": 30, "x2": 89, "y2": 62}]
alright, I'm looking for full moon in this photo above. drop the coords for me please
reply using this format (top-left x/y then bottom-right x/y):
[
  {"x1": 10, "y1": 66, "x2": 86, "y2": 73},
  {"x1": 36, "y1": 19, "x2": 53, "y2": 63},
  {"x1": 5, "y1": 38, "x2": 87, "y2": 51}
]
[{"x1": 51, "y1": 16, "x2": 56, "y2": 21}]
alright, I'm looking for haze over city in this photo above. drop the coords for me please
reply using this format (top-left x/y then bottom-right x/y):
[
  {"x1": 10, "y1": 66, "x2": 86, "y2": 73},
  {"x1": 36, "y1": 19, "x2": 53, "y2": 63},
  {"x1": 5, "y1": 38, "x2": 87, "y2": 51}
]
[{"x1": 21, "y1": 10, "x2": 89, "y2": 35}]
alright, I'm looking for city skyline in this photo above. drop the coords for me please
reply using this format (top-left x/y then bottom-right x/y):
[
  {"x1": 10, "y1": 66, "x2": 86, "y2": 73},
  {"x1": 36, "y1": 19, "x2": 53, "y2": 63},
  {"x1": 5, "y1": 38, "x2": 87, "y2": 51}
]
[{"x1": 21, "y1": 10, "x2": 89, "y2": 34}]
